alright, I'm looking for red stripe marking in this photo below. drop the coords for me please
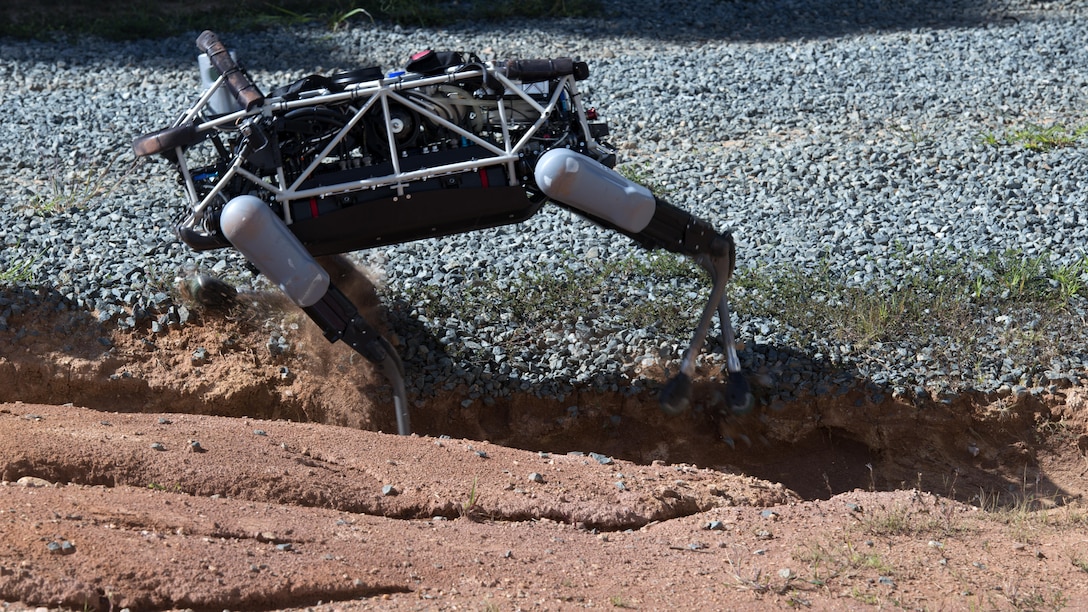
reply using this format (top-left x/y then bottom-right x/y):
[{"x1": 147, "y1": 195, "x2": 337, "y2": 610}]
[
  {"x1": 479, "y1": 169, "x2": 489, "y2": 188},
  {"x1": 310, "y1": 198, "x2": 319, "y2": 218}
]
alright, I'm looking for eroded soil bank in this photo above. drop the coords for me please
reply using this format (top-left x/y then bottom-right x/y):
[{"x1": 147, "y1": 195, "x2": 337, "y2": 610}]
[
  {"x1": 3, "y1": 293, "x2": 1085, "y2": 504},
  {"x1": 2, "y1": 294, "x2": 1087, "y2": 610}
]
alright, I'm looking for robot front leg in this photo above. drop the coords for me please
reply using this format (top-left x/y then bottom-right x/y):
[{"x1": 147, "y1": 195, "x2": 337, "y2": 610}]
[
  {"x1": 218, "y1": 195, "x2": 411, "y2": 435},
  {"x1": 534, "y1": 149, "x2": 753, "y2": 416}
]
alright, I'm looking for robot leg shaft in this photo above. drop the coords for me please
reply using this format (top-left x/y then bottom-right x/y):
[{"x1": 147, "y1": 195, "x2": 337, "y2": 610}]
[
  {"x1": 305, "y1": 287, "x2": 412, "y2": 435},
  {"x1": 219, "y1": 195, "x2": 411, "y2": 434},
  {"x1": 534, "y1": 150, "x2": 750, "y2": 416},
  {"x1": 533, "y1": 148, "x2": 733, "y2": 263}
]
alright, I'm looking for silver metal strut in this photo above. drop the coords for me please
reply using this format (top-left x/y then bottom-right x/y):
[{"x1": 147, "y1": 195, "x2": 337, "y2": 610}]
[{"x1": 659, "y1": 253, "x2": 752, "y2": 416}]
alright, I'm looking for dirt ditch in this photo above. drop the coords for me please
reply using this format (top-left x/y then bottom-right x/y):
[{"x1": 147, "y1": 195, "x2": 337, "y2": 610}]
[{"x1": 2, "y1": 278, "x2": 1088, "y2": 610}]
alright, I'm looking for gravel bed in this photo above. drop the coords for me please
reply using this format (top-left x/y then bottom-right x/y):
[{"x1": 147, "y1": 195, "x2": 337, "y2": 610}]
[{"x1": 3, "y1": 0, "x2": 1088, "y2": 407}]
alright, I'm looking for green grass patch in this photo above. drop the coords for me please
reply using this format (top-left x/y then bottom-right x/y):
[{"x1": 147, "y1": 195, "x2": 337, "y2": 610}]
[
  {"x1": 459, "y1": 476, "x2": 482, "y2": 518},
  {"x1": 0, "y1": 253, "x2": 39, "y2": 285},
  {"x1": 395, "y1": 250, "x2": 704, "y2": 351},
  {"x1": 733, "y1": 246, "x2": 1088, "y2": 356},
  {"x1": 28, "y1": 170, "x2": 109, "y2": 216},
  {"x1": 732, "y1": 247, "x2": 976, "y2": 350},
  {"x1": 24, "y1": 154, "x2": 128, "y2": 217},
  {"x1": 609, "y1": 594, "x2": 635, "y2": 608},
  {"x1": 391, "y1": 239, "x2": 1088, "y2": 377},
  {"x1": 981, "y1": 122, "x2": 1088, "y2": 151},
  {"x1": 617, "y1": 163, "x2": 673, "y2": 195},
  {"x1": 795, "y1": 540, "x2": 894, "y2": 588},
  {"x1": 975, "y1": 250, "x2": 1088, "y2": 303}
]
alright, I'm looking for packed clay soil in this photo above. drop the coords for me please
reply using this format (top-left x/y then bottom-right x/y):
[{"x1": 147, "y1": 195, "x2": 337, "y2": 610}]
[{"x1": 2, "y1": 268, "x2": 1088, "y2": 611}]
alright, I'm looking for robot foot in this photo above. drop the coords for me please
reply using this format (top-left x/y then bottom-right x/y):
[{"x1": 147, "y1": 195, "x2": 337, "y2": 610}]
[{"x1": 178, "y1": 273, "x2": 238, "y2": 310}]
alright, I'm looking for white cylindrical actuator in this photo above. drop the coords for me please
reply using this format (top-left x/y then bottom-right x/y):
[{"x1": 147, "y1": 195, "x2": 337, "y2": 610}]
[
  {"x1": 219, "y1": 195, "x2": 330, "y2": 307},
  {"x1": 533, "y1": 148, "x2": 656, "y2": 233},
  {"x1": 198, "y1": 51, "x2": 244, "y2": 115}
]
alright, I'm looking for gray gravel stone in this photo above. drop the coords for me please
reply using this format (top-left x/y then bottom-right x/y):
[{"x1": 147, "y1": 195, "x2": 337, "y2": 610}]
[{"x1": 2, "y1": 0, "x2": 1087, "y2": 407}]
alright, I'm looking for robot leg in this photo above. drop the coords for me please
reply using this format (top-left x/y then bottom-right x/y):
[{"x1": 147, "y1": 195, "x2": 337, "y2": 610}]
[
  {"x1": 219, "y1": 195, "x2": 411, "y2": 435},
  {"x1": 534, "y1": 149, "x2": 752, "y2": 416}
]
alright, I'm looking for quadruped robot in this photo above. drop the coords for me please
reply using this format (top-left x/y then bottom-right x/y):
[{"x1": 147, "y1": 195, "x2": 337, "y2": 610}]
[{"x1": 134, "y1": 31, "x2": 752, "y2": 436}]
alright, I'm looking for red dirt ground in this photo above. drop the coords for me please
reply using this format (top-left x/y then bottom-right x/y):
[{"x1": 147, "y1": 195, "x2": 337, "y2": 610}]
[{"x1": 2, "y1": 269, "x2": 1088, "y2": 610}]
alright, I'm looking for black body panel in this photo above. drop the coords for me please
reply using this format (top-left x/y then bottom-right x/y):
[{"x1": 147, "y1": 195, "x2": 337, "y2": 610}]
[{"x1": 289, "y1": 186, "x2": 540, "y2": 256}]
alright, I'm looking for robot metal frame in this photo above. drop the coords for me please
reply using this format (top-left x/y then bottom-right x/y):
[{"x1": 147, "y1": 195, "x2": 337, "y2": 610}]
[{"x1": 135, "y1": 31, "x2": 752, "y2": 437}]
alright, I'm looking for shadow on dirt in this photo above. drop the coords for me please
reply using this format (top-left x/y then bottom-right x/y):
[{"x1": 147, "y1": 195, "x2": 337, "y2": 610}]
[
  {"x1": 383, "y1": 315, "x2": 1081, "y2": 508},
  {"x1": 1, "y1": 277, "x2": 1082, "y2": 512}
]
